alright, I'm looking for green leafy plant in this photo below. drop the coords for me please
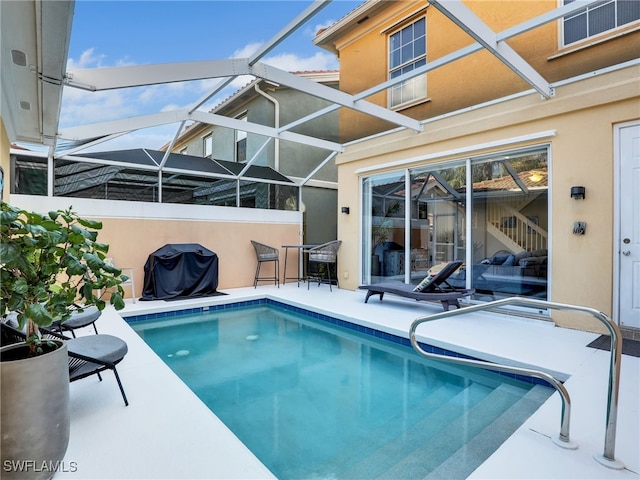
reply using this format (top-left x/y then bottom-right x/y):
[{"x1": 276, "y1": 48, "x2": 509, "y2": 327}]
[
  {"x1": 0, "y1": 202, "x2": 126, "y2": 356},
  {"x1": 372, "y1": 202, "x2": 401, "y2": 247}
]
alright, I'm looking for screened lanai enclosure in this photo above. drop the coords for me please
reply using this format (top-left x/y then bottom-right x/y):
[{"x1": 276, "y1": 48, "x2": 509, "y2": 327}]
[
  {"x1": 5, "y1": 0, "x2": 625, "y2": 302},
  {"x1": 362, "y1": 146, "x2": 549, "y2": 301},
  {"x1": 11, "y1": 149, "x2": 299, "y2": 210}
]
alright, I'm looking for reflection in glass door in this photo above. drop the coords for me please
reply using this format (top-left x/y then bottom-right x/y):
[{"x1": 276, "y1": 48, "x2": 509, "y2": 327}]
[
  {"x1": 470, "y1": 148, "x2": 548, "y2": 300},
  {"x1": 410, "y1": 163, "x2": 466, "y2": 285},
  {"x1": 362, "y1": 172, "x2": 406, "y2": 284},
  {"x1": 362, "y1": 146, "x2": 548, "y2": 302}
]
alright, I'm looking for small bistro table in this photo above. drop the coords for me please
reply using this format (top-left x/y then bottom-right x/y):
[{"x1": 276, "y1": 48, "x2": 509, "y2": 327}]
[{"x1": 282, "y1": 244, "x2": 318, "y2": 286}]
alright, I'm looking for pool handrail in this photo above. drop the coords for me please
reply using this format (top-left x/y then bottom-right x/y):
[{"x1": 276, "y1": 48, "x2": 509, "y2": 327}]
[{"x1": 408, "y1": 296, "x2": 624, "y2": 470}]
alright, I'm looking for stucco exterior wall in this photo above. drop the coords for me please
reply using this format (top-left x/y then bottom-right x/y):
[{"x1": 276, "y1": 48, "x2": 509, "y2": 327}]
[
  {"x1": 10, "y1": 195, "x2": 302, "y2": 300},
  {"x1": 173, "y1": 82, "x2": 340, "y2": 180},
  {"x1": 336, "y1": 65, "x2": 639, "y2": 333},
  {"x1": 329, "y1": 0, "x2": 640, "y2": 142}
]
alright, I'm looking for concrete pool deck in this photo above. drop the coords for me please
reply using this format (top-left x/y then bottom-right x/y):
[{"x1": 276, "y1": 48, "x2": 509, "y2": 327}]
[{"x1": 57, "y1": 284, "x2": 639, "y2": 479}]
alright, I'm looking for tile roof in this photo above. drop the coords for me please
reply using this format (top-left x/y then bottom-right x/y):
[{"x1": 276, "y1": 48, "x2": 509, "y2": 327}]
[{"x1": 473, "y1": 169, "x2": 548, "y2": 191}]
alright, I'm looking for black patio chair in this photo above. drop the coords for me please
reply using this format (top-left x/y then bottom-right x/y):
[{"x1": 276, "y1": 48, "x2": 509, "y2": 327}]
[
  {"x1": 1, "y1": 321, "x2": 129, "y2": 406},
  {"x1": 52, "y1": 305, "x2": 101, "y2": 337}
]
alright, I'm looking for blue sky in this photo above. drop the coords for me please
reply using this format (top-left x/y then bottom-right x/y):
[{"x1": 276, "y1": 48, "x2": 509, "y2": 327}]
[{"x1": 60, "y1": 0, "x2": 360, "y2": 152}]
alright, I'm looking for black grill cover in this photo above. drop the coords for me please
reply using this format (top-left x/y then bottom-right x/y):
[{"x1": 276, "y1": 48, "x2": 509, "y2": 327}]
[{"x1": 141, "y1": 244, "x2": 219, "y2": 300}]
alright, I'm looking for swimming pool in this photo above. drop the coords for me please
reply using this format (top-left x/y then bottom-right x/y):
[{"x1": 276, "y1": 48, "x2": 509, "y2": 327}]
[{"x1": 128, "y1": 300, "x2": 552, "y2": 479}]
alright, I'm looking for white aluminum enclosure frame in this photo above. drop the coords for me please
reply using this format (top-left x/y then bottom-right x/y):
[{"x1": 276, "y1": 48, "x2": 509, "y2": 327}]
[{"x1": 3, "y1": 0, "x2": 608, "y2": 189}]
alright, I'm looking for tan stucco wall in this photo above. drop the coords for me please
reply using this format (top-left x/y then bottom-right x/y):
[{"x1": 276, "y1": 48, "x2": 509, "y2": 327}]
[
  {"x1": 95, "y1": 217, "x2": 299, "y2": 298},
  {"x1": 329, "y1": 0, "x2": 640, "y2": 142},
  {"x1": 9, "y1": 196, "x2": 302, "y2": 300},
  {"x1": 336, "y1": 65, "x2": 640, "y2": 333}
]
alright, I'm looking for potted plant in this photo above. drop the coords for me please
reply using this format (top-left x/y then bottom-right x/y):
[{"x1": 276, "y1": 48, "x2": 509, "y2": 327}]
[{"x1": 0, "y1": 202, "x2": 126, "y2": 480}]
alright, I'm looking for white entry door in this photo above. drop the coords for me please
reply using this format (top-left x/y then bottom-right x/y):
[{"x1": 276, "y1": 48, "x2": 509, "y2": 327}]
[{"x1": 617, "y1": 121, "x2": 640, "y2": 328}]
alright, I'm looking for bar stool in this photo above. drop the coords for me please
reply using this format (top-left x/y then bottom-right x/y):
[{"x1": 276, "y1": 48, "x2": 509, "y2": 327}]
[
  {"x1": 251, "y1": 240, "x2": 280, "y2": 287},
  {"x1": 306, "y1": 240, "x2": 342, "y2": 291}
]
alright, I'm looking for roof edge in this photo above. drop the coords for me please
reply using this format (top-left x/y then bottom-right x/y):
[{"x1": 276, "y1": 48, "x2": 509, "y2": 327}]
[{"x1": 313, "y1": 0, "x2": 387, "y2": 53}]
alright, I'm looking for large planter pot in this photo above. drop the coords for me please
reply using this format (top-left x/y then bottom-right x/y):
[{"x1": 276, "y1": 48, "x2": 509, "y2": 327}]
[{"x1": 1, "y1": 342, "x2": 70, "y2": 480}]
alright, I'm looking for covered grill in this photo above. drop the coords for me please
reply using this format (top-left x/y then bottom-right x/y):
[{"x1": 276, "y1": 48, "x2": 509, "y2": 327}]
[{"x1": 141, "y1": 244, "x2": 219, "y2": 300}]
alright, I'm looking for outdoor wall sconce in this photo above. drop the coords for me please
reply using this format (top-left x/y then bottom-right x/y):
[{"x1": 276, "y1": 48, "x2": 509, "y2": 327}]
[
  {"x1": 570, "y1": 186, "x2": 585, "y2": 199},
  {"x1": 573, "y1": 221, "x2": 587, "y2": 235},
  {"x1": 341, "y1": 207, "x2": 350, "y2": 214}
]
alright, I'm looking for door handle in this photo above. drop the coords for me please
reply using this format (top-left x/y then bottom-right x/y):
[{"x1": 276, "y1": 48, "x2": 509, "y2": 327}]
[{"x1": 622, "y1": 250, "x2": 631, "y2": 256}]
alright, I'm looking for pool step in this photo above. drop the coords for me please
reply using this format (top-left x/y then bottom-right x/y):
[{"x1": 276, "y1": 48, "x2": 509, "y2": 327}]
[
  {"x1": 317, "y1": 382, "x2": 465, "y2": 476},
  {"x1": 335, "y1": 382, "x2": 496, "y2": 479},
  {"x1": 242, "y1": 364, "x2": 464, "y2": 480},
  {"x1": 424, "y1": 384, "x2": 553, "y2": 479},
  {"x1": 370, "y1": 382, "x2": 527, "y2": 479}
]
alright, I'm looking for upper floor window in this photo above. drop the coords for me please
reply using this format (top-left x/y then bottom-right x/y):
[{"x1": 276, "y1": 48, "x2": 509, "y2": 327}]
[
  {"x1": 236, "y1": 114, "x2": 247, "y2": 163},
  {"x1": 388, "y1": 17, "x2": 427, "y2": 108},
  {"x1": 203, "y1": 134, "x2": 212, "y2": 158},
  {"x1": 563, "y1": 0, "x2": 640, "y2": 46}
]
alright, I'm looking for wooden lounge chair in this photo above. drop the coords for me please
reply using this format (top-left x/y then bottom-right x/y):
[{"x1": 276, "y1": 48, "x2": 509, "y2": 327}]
[{"x1": 358, "y1": 261, "x2": 475, "y2": 311}]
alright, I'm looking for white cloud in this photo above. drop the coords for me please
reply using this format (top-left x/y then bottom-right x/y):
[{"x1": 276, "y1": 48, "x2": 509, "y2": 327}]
[
  {"x1": 66, "y1": 48, "x2": 104, "y2": 69},
  {"x1": 62, "y1": 125, "x2": 179, "y2": 153},
  {"x1": 263, "y1": 51, "x2": 337, "y2": 72},
  {"x1": 230, "y1": 40, "x2": 338, "y2": 73},
  {"x1": 229, "y1": 74, "x2": 257, "y2": 90},
  {"x1": 59, "y1": 88, "x2": 134, "y2": 127},
  {"x1": 232, "y1": 42, "x2": 263, "y2": 59},
  {"x1": 305, "y1": 19, "x2": 339, "y2": 38}
]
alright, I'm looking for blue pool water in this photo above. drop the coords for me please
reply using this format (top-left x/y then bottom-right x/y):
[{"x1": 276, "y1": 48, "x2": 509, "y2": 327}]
[{"x1": 128, "y1": 301, "x2": 552, "y2": 479}]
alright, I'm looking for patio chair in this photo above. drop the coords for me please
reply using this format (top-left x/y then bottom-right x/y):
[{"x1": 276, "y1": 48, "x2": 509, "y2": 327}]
[
  {"x1": 1, "y1": 322, "x2": 130, "y2": 406},
  {"x1": 52, "y1": 305, "x2": 101, "y2": 337},
  {"x1": 358, "y1": 260, "x2": 475, "y2": 311},
  {"x1": 251, "y1": 240, "x2": 280, "y2": 288},
  {"x1": 306, "y1": 240, "x2": 342, "y2": 291}
]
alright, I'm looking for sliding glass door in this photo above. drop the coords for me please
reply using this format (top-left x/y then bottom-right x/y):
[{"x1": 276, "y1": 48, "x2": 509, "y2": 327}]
[
  {"x1": 361, "y1": 146, "x2": 549, "y2": 301},
  {"x1": 470, "y1": 148, "x2": 548, "y2": 299},
  {"x1": 409, "y1": 163, "x2": 466, "y2": 283},
  {"x1": 363, "y1": 172, "x2": 406, "y2": 283}
]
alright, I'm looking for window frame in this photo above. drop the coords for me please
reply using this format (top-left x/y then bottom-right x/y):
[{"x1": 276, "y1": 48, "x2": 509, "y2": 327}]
[
  {"x1": 360, "y1": 144, "x2": 550, "y2": 306},
  {"x1": 203, "y1": 134, "x2": 213, "y2": 158},
  {"x1": 561, "y1": 0, "x2": 640, "y2": 47},
  {"x1": 387, "y1": 16, "x2": 427, "y2": 109},
  {"x1": 235, "y1": 112, "x2": 248, "y2": 163}
]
